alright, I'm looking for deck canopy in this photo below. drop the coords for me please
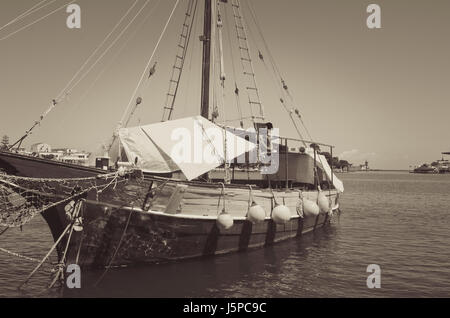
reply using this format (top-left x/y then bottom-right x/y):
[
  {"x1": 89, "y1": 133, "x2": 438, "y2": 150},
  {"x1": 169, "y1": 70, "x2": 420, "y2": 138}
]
[{"x1": 118, "y1": 116, "x2": 257, "y2": 180}]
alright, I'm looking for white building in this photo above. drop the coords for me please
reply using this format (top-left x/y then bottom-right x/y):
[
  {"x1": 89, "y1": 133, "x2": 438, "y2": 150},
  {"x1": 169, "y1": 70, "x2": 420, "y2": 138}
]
[
  {"x1": 30, "y1": 143, "x2": 51, "y2": 153},
  {"x1": 29, "y1": 144, "x2": 90, "y2": 166}
]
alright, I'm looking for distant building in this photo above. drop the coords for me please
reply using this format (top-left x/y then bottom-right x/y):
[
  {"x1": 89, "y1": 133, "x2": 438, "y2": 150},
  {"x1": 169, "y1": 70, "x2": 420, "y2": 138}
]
[
  {"x1": 347, "y1": 161, "x2": 370, "y2": 172},
  {"x1": 53, "y1": 148, "x2": 79, "y2": 154},
  {"x1": 30, "y1": 143, "x2": 51, "y2": 153},
  {"x1": 60, "y1": 152, "x2": 90, "y2": 166},
  {"x1": 29, "y1": 144, "x2": 90, "y2": 166}
]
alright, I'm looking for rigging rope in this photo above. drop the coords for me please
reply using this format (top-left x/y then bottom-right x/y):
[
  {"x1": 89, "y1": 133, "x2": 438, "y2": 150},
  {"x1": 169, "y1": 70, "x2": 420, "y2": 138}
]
[
  {"x1": 224, "y1": 3, "x2": 244, "y2": 128},
  {"x1": 230, "y1": 0, "x2": 265, "y2": 125},
  {"x1": 65, "y1": 0, "x2": 153, "y2": 101},
  {"x1": 56, "y1": 0, "x2": 141, "y2": 103},
  {"x1": 244, "y1": 0, "x2": 313, "y2": 144},
  {"x1": 182, "y1": 0, "x2": 201, "y2": 114},
  {"x1": 9, "y1": 0, "x2": 146, "y2": 149},
  {"x1": 244, "y1": 0, "x2": 334, "y2": 186},
  {"x1": 0, "y1": 0, "x2": 54, "y2": 32},
  {"x1": 161, "y1": 0, "x2": 198, "y2": 122},
  {"x1": 108, "y1": 0, "x2": 181, "y2": 151},
  {"x1": 245, "y1": 1, "x2": 284, "y2": 86},
  {"x1": 0, "y1": 0, "x2": 76, "y2": 41},
  {"x1": 57, "y1": 0, "x2": 163, "y2": 131}
]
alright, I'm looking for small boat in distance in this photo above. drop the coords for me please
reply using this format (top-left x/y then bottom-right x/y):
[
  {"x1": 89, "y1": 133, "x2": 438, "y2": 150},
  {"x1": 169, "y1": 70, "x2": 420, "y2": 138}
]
[{"x1": 411, "y1": 152, "x2": 450, "y2": 174}]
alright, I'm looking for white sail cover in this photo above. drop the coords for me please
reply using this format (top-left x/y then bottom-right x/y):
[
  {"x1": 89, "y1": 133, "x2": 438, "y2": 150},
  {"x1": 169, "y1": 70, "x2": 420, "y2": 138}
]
[
  {"x1": 119, "y1": 116, "x2": 257, "y2": 180},
  {"x1": 305, "y1": 149, "x2": 344, "y2": 193},
  {"x1": 118, "y1": 125, "x2": 179, "y2": 173}
]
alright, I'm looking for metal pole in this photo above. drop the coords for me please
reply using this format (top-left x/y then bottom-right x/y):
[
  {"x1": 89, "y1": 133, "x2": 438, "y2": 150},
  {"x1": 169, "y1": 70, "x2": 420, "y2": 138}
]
[
  {"x1": 285, "y1": 138, "x2": 289, "y2": 189},
  {"x1": 200, "y1": 0, "x2": 212, "y2": 119},
  {"x1": 330, "y1": 146, "x2": 334, "y2": 185},
  {"x1": 313, "y1": 147, "x2": 317, "y2": 189}
]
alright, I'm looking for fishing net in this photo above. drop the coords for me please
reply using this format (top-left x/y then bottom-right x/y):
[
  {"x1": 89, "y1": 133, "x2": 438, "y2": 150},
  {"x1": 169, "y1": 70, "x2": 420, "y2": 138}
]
[{"x1": 0, "y1": 172, "x2": 126, "y2": 228}]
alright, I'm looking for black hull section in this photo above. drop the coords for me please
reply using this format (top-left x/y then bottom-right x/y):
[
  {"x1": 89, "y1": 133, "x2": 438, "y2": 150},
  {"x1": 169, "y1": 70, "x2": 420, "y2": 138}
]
[{"x1": 0, "y1": 150, "x2": 104, "y2": 178}]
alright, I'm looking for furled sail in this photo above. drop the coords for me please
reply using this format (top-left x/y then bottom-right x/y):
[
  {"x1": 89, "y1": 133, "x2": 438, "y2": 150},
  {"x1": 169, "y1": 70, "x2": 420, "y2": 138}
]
[{"x1": 119, "y1": 116, "x2": 257, "y2": 180}]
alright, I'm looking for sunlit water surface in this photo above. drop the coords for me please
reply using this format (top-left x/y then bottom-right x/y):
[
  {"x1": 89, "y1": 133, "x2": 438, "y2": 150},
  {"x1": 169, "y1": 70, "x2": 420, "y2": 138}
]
[{"x1": 1, "y1": 171, "x2": 449, "y2": 297}]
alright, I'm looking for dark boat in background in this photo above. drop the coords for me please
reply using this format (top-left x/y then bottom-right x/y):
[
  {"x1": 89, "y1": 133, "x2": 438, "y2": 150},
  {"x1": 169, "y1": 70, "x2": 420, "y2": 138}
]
[
  {"x1": 411, "y1": 152, "x2": 450, "y2": 174},
  {"x1": 413, "y1": 164, "x2": 438, "y2": 174}
]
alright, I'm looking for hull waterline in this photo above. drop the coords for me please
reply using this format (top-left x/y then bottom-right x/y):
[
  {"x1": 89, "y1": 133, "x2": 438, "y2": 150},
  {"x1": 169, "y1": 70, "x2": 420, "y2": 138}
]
[{"x1": 62, "y1": 200, "x2": 337, "y2": 268}]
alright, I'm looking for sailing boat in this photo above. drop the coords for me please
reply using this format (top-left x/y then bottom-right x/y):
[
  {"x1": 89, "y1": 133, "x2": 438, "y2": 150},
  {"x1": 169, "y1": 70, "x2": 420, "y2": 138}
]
[{"x1": 0, "y1": 0, "x2": 344, "y2": 269}]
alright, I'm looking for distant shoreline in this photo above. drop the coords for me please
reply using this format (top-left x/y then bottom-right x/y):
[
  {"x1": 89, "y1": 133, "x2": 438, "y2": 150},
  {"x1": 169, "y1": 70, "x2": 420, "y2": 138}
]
[{"x1": 335, "y1": 169, "x2": 409, "y2": 173}]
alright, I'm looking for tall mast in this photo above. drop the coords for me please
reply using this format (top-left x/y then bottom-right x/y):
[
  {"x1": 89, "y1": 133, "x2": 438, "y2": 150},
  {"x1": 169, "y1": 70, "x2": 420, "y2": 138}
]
[{"x1": 200, "y1": 0, "x2": 212, "y2": 118}]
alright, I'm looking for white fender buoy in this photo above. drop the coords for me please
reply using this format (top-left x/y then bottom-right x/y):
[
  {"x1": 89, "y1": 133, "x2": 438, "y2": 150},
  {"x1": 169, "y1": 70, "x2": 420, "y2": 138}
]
[
  {"x1": 272, "y1": 204, "x2": 291, "y2": 224},
  {"x1": 317, "y1": 192, "x2": 330, "y2": 214},
  {"x1": 217, "y1": 211, "x2": 234, "y2": 230},
  {"x1": 64, "y1": 200, "x2": 76, "y2": 221},
  {"x1": 247, "y1": 202, "x2": 266, "y2": 224},
  {"x1": 118, "y1": 166, "x2": 127, "y2": 177},
  {"x1": 303, "y1": 199, "x2": 320, "y2": 217},
  {"x1": 64, "y1": 200, "x2": 75, "y2": 214},
  {"x1": 73, "y1": 217, "x2": 83, "y2": 232}
]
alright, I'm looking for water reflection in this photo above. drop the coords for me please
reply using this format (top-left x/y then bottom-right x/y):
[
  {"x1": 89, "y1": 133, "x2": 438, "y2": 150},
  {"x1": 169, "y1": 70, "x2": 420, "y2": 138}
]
[{"x1": 63, "y1": 226, "x2": 335, "y2": 298}]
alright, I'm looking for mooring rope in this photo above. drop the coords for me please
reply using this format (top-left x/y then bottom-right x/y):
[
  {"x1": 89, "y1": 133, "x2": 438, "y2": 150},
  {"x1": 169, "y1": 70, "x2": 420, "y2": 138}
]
[
  {"x1": 18, "y1": 222, "x2": 72, "y2": 289},
  {"x1": 94, "y1": 207, "x2": 135, "y2": 287},
  {"x1": 0, "y1": 247, "x2": 42, "y2": 264},
  {"x1": 47, "y1": 200, "x2": 82, "y2": 289},
  {"x1": 0, "y1": 227, "x2": 8, "y2": 236}
]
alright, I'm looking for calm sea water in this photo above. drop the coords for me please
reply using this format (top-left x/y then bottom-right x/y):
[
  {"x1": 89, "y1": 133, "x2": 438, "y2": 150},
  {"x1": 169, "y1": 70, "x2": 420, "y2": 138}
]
[{"x1": 1, "y1": 171, "x2": 449, "y2": 298}]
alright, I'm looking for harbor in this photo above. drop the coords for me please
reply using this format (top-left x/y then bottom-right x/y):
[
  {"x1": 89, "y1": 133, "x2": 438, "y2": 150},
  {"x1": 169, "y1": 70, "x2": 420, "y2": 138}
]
[
  {"x1": 0, "y1": 0, "x2": 343, "y2": 288},
  {"x1": 1, "y1": 0, "x2": 449, "y2": 301},
  {"x1": 2, "y1": 171, "x2": 449, "y2": 298}
]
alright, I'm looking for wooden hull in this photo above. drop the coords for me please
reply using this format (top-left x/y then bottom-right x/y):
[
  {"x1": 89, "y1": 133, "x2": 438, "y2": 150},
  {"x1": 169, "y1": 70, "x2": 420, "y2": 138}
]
[
  {"x1": 0, "y1": 150, "x2": 340, "y2": 268},
  {"x1": 62, "y1": 201, "x2": 336, "y2": 268}
]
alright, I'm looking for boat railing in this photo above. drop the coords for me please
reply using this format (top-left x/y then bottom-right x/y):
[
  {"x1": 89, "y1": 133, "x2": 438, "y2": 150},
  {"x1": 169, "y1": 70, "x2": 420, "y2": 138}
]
[
  {"x1": 280, "y1": 136, "x2": 334, "y2": 150},
  {"x1": 276, "y1": 136, "x2": 335, "y2": 190}
]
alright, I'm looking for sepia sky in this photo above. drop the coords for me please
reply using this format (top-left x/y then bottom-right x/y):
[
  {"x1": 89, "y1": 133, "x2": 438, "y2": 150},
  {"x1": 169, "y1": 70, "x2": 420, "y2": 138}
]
[{"x1": 0, "y1": 0, "x2": 449, "y2": 170}]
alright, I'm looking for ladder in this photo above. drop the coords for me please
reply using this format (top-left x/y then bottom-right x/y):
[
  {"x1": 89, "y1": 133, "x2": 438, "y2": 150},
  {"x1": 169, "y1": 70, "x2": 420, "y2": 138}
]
[
  {"x1": 231, "y1": 0, "x2": 265, "y2": 125},
  {"x1": 162, "y1": 0, "x2": 197, "y2": 122}
]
